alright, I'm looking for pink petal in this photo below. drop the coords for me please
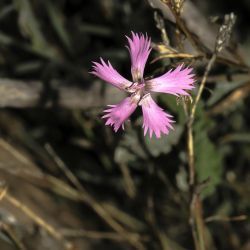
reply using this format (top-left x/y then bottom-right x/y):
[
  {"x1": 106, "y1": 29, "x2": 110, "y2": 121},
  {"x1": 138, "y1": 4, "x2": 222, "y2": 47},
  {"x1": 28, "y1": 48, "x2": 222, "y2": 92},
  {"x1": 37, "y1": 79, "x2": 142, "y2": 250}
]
[
  {"x1": 140, "y1": 94, "x2": 174, "y2": 138},
  {"x1": 146, "y1": 64, "x2": 195, "y2": 96},
  {"x1": 102, "y1": 97, "x2": 137, "y2": 132},
  {"x1": 126, "y1": 32, "x2": 152, "y2": 82},
  {"x1": 91, "y1": 58, "x2": 132, "y2": 90}
]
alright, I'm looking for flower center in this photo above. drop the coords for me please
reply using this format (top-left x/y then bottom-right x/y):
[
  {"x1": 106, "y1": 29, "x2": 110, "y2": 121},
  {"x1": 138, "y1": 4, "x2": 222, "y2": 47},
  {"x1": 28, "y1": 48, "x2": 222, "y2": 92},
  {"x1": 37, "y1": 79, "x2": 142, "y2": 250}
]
[
  {"x1": 127, "y1": 81, "x2": 149, "y2": 105},
  {"x1": 126, "y1": 81, "x2": 144, "y2": 93}
]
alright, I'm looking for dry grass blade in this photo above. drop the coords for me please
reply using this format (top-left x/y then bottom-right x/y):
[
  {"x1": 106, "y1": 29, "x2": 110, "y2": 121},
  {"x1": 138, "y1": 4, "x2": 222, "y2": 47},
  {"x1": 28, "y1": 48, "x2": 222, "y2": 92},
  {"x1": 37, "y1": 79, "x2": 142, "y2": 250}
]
[
  {"x1": 0, "y1": 139, "x2": 144, "y2": 249},
  {"x1": 118, "y1": 163, "x2": 137, "y2": 199},
  {"x1": 205, "y1": 215, "x2": 247, "y2": 223},
  {"x1": 207, "y1": 81, "x2": 250, "y2": 115},
  {"x1": 61, "y1": 229, "x2": 149, "y2": 242},
  {"x1": 45, "y1": 143, "x2": 84, "y2": 191},
  {"x1": 151, "y1": 52, "x2": 200, "y2": 63},
  {"x1": 0, "y1": 187, "x2": 73, "y2": 249},
  {"x1": 43, "y1": 145, "x2": 144, "y2": 249},
  {"x1": 0, "y1": 222, "x2": 28, "y2": 250}
]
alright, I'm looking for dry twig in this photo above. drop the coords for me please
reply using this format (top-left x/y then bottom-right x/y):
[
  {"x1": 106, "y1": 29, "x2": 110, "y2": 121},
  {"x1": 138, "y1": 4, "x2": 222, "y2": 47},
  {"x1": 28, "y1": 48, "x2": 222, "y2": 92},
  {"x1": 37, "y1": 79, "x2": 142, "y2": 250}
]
[
  {"x1": 0, "y1": 79, "x2": 125, "y2": 109},
  {"x1": 0, "y1": 187, "x2": 73, "y2": 249},
  {"x1": 186, "y1": 13, "x2": 236, "y2": 250}
]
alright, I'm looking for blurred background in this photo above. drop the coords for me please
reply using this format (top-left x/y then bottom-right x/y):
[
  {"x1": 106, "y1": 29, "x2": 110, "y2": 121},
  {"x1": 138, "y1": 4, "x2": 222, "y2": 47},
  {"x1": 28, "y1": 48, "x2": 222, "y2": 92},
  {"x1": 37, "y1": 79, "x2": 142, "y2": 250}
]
[{"x1": 0, "y1": 0, "x2": 249, "y2": 249}]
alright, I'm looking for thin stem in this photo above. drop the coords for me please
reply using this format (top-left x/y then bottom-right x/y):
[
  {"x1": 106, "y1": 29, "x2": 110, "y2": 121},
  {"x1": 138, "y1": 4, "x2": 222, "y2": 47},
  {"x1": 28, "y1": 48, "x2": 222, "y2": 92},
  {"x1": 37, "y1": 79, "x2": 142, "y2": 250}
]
[
  {"x1": 187, "y1": 53, "x2": 218, "y2": 250},
  {"x1": 190, "y1": 54, "x2": 217, "y2": 121},
  {"x1": 187, "y1": 121, "x2": 195, "y2": 186}
]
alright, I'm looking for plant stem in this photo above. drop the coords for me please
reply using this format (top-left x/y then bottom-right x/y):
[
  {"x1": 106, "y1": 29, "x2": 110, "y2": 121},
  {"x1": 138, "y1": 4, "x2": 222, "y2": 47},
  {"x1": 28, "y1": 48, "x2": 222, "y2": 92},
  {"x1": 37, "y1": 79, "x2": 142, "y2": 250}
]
[{"x1": 187, "y1": 53, "x2": 217, "y2": 250}]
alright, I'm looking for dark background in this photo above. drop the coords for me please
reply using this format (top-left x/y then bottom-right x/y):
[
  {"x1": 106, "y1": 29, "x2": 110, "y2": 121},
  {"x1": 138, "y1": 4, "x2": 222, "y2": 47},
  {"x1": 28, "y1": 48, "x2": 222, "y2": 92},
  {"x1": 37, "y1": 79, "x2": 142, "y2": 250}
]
[{"x1": 0, "y1": 0, "x2": 249, "y2": 249}]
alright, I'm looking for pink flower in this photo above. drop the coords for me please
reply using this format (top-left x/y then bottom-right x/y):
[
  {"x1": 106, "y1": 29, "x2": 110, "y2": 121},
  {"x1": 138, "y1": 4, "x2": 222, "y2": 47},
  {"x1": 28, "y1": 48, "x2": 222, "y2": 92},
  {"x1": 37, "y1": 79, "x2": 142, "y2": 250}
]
[{"x1": 91, "y1": 32, "x2": 195, "y2": 138}]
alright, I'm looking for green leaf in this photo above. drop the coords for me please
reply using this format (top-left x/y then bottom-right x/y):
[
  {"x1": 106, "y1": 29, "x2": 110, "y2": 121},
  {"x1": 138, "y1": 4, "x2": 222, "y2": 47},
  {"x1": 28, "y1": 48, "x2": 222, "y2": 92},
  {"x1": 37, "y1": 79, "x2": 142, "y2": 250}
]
[
  {"x1": 44, "y1": 1, "x2": 72, "y2": 54},
  {"x1": 207, "y1": 81, "x2": 245, "y2": 107},
  {"x1": 116, "y1": 129, "x2": 147, "y2": 162},
  {"x1": 194, "y1": 104, "x2": 223, "y2": 198},
  {"x1": 14, "y1": 0, "x2": 56, "y2": 58},
  {"x1": 144, "y1": 124, "x2": 183, "y2": 157}
]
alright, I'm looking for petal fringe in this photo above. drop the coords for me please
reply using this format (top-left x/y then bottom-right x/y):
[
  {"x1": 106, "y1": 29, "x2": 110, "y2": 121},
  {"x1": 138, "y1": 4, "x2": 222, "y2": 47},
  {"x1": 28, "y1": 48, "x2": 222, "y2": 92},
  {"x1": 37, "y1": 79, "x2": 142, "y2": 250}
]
[
  {"x1": 126, "y1": 32, "x2": 151, "y2": 82},
  {"x1": 147, "y1": 64, "x2": 195, "y2": 96},
  {"x1": 102, "y1": 97, "x2": 137, "y2": 132},
  {"x1": 91, "y1": 58, "x2": 132, "y2": 90},
  {"x1": 140, "y1": 95, "x2": 174, "y2": 138}
]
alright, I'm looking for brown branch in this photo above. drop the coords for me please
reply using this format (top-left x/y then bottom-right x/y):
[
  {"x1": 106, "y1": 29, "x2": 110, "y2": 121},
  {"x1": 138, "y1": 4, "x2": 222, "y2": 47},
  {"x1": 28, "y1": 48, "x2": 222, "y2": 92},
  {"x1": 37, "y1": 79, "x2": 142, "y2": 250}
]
[
  {"x1": 0, "y1": 79, "x2": 125, "y2": 109},
  {"x1": 148, "y1": 0, "x2": 246, "y2": 67},
  {"x1": 187, "y1": 54, "x2": 217, "y2": 250},
  {"x1": 186, "y1": 13, "x2": 236, "y2": 250}
]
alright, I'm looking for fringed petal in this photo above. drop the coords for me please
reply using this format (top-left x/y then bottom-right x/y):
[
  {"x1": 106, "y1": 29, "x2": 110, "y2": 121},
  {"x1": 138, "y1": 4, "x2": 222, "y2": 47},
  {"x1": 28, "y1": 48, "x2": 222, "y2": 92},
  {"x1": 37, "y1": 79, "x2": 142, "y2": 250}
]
[
  {"x1": 147, "y1": 64, "x2": 195, "y2": 96},
  {"x1": 91, "y1": 58, "x2": 132, "y2": 90},
  {"x1": 102, "y1": 97, "x2": 137, "y2": 132},
  {"x1": 126, "y1": 32, "x2": 151, "y2": 82},
  {"x1": 140, "y1": 94, "x2": 174, "y2": 138}
]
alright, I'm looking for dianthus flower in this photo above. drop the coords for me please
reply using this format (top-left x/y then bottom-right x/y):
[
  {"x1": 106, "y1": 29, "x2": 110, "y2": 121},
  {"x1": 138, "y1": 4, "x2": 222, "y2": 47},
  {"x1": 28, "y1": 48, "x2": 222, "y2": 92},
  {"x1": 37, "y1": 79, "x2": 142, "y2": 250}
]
[{"x1": 91, "y1": 32, "x2": 195, "y2": 138}]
